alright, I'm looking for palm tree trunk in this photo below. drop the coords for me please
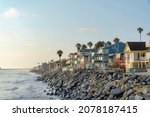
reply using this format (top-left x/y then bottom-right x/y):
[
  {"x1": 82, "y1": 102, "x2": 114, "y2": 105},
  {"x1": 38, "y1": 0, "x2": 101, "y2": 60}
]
[
  {"x1": 140, "y1": 33, "x2": 141, "y2": 42},
  {"x1": 59, "y1": 57, "x2": 61, "y2": 68},
  {"x1": 90, "y1": 48, "x2": 92, "y2": 69}
]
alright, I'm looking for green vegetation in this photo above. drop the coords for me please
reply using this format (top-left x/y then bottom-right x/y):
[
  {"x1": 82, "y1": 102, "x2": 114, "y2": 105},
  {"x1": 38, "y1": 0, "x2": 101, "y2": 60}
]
[
  {"x1": 57, "y1": 50, "x2": 63, "y2": 68},
  {"x1": 137, "y1": 27, "x2": 143, "y2": 42},
  {"x1": 113, "y1": 37, "x2": 120, "y2": 44}
]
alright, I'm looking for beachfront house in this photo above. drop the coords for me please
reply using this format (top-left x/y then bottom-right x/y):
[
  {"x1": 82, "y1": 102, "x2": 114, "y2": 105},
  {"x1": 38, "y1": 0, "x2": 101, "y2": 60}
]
[
  {"x1": 124, "y1": 42, "x2": 148, "y2": 72},
  {"x1": 93, "y1": 47, "x2": 109, "y2": 68},
  {"x1": 146, "y1": 40, "x2": 150, "y2": 71},
  {"x1": 102, "y1": 42, "x2": 125, "y2": 69},
  {"x1": 79, "y1": 49, "x2": 97, "y2": 69},
  {"x1": 69, "y1": 52, "x2": 78, "y2": 69}
]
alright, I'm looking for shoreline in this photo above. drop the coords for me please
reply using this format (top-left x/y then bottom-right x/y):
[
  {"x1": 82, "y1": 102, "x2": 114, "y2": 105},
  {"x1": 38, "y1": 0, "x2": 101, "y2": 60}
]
[{"x1": 35, "y1": 69, "x2": 150, "y2": 100}]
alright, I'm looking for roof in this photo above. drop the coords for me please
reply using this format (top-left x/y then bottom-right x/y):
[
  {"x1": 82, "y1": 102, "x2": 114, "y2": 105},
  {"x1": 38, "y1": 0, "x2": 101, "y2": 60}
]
[
  {"x1": 127, "y1": 42, "x2": 146, "y2": 51},
  {"x1": 69, "y1": 52, "x2": 78, "y2": 55},
  {"x1": 103, "y1": 42, "x2": 125, "y2": 54},
  {"x1": 80, "y1": 49, "x2": 97, "y2": 53}
]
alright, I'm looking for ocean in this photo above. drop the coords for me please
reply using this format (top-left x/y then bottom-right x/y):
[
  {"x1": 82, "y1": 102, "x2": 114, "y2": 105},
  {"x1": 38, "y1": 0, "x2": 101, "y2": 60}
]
[{"x1": 0, "y1": 70, "x2": 51, "y2": 100}]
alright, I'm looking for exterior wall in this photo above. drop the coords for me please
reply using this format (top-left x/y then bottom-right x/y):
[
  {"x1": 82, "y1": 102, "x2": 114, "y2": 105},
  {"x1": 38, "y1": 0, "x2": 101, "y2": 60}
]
[
  {"x1": 79, "y1": 56, "x2": 89, "y2": 69},
  {"x1": 69, "y1": 53, "x2": 79, "y2": 69},
  {"x1": 79, "y1": 49, "x2": 97, "y2": 69},
  {"x1": 146, "y1": 40, "x2": 150, "y2": 47},
  {"x1": 146, "y1": 40, "x2": 150, "y2": 70},
  {"x1": 125, "y1": 52, "x2": 147, "y2": 72},
  {"x1": 103, "y1": 42, "x2": 125, "y2": 68},
  {"x1": 146, "y1": 52, "x2": 150, "y2": 62},
  {"x1": 146, "y1": 51, "x2": 150, "y2": 69},
  {"x1": 125, "y1": 43, "x2": 148, "y2": 72}
]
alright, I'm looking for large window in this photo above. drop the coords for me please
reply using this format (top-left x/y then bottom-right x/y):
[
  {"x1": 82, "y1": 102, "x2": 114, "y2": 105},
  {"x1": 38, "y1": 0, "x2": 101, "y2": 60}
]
[
  {"x1": 127, "y1": 53, "x2": 129, "y2": 60},
  {"x1": 103, "y1": 49, "x2": 109, "y2": 54},
  {"x1": 137, "y1": 53, "x2": 140, "y2": 60}
]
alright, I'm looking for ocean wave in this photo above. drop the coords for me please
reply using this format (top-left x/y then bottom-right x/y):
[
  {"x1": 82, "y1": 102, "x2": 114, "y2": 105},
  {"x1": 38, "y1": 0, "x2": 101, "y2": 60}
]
[
  {"x1": 14, "y1": 80, "x2": 26, "y2": 84},
  {"x1": 6, "y1": 87, "x2": 18, "y2": 91}
]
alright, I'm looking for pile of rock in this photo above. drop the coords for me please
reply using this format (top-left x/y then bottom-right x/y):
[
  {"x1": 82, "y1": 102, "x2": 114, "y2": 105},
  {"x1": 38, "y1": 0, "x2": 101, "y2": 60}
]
[{"x1": 37, "y1": 69, "x2": 150, "y2": 100}]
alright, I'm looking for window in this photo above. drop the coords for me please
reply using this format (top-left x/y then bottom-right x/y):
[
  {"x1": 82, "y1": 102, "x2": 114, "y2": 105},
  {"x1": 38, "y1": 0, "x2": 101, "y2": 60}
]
[
  {"x1": 137, "y1": 53, "x2": 140, "y2": 60},
  {"x1": 127, "y1": 54, "x2": 129, "y2": 60},
  {"x1": 142, "y1": 53, "x2": 145, "y2": 57},
  {"x1": 104, "y1": 49, "x2": 108, "y2": 54}
]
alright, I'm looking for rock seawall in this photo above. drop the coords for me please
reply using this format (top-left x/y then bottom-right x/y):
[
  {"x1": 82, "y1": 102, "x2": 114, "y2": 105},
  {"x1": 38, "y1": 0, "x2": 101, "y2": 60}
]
[{"x1": 37, "y1": 69, "x2": 150, "y2": 100}]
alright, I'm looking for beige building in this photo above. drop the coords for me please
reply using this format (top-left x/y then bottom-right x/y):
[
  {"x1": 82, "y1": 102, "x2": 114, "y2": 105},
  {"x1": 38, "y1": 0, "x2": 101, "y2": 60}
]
[
  {"x1": 146, "y1": 40, "x2": 150, "y2": 70},
  {"x1": 124, "y1": 42, "x2": 149, "y2": 72}
]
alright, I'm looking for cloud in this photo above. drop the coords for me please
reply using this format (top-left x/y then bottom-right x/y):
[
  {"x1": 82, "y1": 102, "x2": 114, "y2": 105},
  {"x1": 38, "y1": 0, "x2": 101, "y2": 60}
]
[
  {"x1": 24, "y1": 43, "x2": 35, "y2": 47},
  {"x1": 77, "y1": 28, "x2": 97, "y2": 33},
  {"x1": 47, "y1": 48, "x2": 54, "y2": 51},
  {"x1": 2, "y1": 7, "x2": 23, "y2": 18}
]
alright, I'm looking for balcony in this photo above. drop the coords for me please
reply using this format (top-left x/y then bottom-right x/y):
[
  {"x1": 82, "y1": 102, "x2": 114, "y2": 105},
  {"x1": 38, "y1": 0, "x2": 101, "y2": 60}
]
[
  {"x1": 94, "y1": 60, "x2": 102, "y2": 63},
  {"x1": 134, "y1": 57, "x2": 147, "y2": 62}
]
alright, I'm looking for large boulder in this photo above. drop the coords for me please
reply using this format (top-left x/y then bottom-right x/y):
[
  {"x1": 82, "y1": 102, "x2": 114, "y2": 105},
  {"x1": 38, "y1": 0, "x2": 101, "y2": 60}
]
[
  {"x1": 141, "y1": 85, "x2": 150, "y2": 94},
  {"x1": 135, "y1": 94, "x2": 144, "y2": 100},
  {"x1": 111, "y1": 87, "x2": 123, "y2": 97}
]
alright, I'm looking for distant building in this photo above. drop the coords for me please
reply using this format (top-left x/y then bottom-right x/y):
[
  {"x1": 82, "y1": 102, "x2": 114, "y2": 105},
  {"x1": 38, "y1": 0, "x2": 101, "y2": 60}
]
[
  {"x1": 94, "y1": 47, "x2": 109, "y2": 68},
  {"x1": 41, "y1": 62, "x2": 49, "y2": 71},
  {"x1": 124, "y1": 42, "x2": 148, "y2": 72},
  {"x1": 69, "y1": 52, "x2": 78, "y2": 69},
  {"x1": 79, "y1": 49, "x2": 97, "y2": 69}
]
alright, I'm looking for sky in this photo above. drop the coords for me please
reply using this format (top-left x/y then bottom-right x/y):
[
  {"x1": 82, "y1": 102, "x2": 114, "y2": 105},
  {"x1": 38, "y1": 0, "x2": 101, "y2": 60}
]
[{"x1": 0, "y1": 0, "x2": 150, "y2": 68}]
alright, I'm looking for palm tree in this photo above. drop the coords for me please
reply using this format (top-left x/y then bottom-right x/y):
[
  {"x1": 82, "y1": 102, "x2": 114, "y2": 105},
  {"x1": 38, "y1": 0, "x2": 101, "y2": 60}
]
[
  {"x1": 106, "y1": 41, "x2": 112, "y2": 46},
  {"x1": 87, "y1": 42, "x2": 93, "y2": 49},
  {"x1": 137, "y1": 27, "x2": 143, "y2": 42},
  {"x1": 57, "y1": 50, "x2": 63, "y2": 68},
  {"x1": 147, "y1": 32, "x2": 150, "y2": 36},
  {"x1": 76, "y1": 43, "x2": 81, "y2": 51},
  {"x1": 50, "y1": 59, "x2": 54, "y2": 63},
  {"x1": 81, "y1": 44, "x2": 87, "y2": 50},
  {"x1": 87, "y1": 42, "x2": 93, "y2": 68},
  {"x1": 113, "y1": 37, "x2": 120, "y2": 44},
  {"x1": 94, "y1": 41, "x2": 104, "y2": 50}
]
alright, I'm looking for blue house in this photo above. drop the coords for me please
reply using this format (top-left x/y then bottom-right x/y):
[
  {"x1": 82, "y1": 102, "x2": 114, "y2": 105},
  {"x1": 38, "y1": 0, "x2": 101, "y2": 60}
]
[{"x1": 102, "y1": 42, "x2": 125, "y2": 67}]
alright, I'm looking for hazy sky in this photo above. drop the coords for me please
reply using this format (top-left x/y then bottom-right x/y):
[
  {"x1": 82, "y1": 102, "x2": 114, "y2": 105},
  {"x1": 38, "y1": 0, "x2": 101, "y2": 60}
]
[{"x1": 0, "y1": 0, "x2": 150, "y2": 68}]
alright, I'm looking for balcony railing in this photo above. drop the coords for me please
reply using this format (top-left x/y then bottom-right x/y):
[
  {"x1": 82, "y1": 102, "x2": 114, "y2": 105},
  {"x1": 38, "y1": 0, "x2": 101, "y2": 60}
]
[
  {"x1": 126, "y1": 57, "x2": 148, "y2": 62},
  {"x1": 134, "y1": 57, "x2": 147, "y2": 61}
]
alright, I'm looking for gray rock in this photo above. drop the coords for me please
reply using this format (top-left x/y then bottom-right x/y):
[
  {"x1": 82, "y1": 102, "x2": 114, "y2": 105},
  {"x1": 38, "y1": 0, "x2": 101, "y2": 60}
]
[
  {"x1": 65, "y1": 94, "x2": 71, "y2": 99},
  {"x1": 142, "y1": 82, "x2": 146, "y2": 85},
  {"x1": 134, "y1": 79, "x2": 140, "y2": 83},
  {"x1": 131, "y1": 75, "x2": 139, "y2": 80},
  {"x1": 112, "y1": 73, "x2": 117, "y2": 78},
  {"x1": 127, "y1": 89, "x2": 134, "y2": 96},
  {"x1": 147, "y1": 82, "x2": 150, "y2": 85},
  {"x1": 125, "y1": 83, "x2": 132, "y2": 91},
  {"x1": 111, "y1": 87, "x2": 123, "y2": 96},
  {"x1": 105, "y1": 81, "x2": 114, "y2": 90},
  {"x1": 128, "y1": 94, "x2": 135, "y2": 100},
  {"x1": 135, "y1": 94, "x2": 144, "y2": 100},
  {"x1": 145, "y1": 77, "x2": 150, "y2": 82},
  {"x1": 121, "y1": 78, "x2": 128, "y2": 84},
  {"x1": 108, "y1": 94, "x2": 114, "y2": 100},
  {"x1": 86, "y1": 94, "x2": 93, "y2": 100},
  {"x1": 141, "y1": 85, "x2": 150, "y2": 94},
  {"x1": 81, "y1": 83, "x2": 89, "y2": 90},
  {"x1": 143, "y1": 93, "x2": 150, "y2": 100},
  {"x1": 107, "y1": 75, "x2": 112, "y2": 80}
]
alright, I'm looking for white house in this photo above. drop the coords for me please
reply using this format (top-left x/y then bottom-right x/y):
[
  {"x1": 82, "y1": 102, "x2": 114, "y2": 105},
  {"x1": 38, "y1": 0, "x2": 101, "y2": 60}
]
[{"x1": 146, "y1": 40, "x2": 150, "y2": 70}]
